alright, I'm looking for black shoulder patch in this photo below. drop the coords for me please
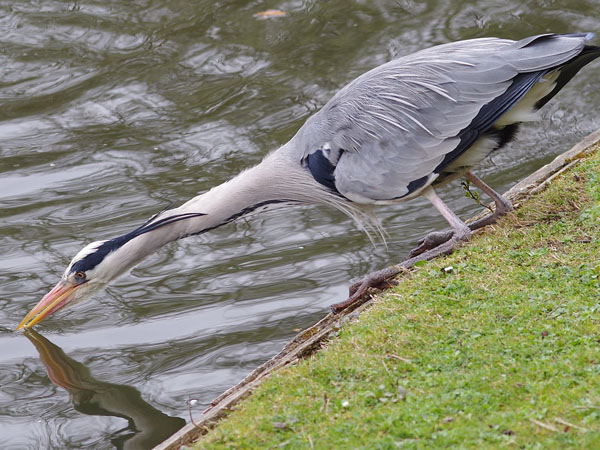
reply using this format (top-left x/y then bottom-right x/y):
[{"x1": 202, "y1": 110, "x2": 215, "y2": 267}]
[{"x1": 307, "y1": 149, "x2": 338, "y2": 192}]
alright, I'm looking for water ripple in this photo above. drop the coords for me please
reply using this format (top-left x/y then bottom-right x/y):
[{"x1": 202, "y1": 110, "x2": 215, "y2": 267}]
[{"x1": 1, "y1": 1, "x2": 599, "y2": 448}]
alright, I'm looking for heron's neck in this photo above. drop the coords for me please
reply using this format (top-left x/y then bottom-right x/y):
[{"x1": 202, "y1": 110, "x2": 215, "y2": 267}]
[
  {"x1": 117, "y1": 150, "x2": 328, "y2": 267},
  {"x1": 173, "y1": 153, "x2": 302, "y2": 232},
  {"x1": 98, "y1": 147, "x2": 370, "y2": 281}
]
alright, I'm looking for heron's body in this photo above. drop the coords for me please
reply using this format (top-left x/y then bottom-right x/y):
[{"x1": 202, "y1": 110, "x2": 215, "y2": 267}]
[
  {"x1": 17, "y1": 32, "x2": 600, "y2": 329},
  {"x1": 296, "y1": 33, "x2": 597, "y2": 203}
]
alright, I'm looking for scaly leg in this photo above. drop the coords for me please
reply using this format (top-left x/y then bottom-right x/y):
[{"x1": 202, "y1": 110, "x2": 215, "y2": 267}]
[
  {"x1": 330, "y1": 186, "x2": 471, "y2": 313},
  {"x1": 331, "y1": 179, "x2": 514, "y2": 313},
  {"x1": 463, "y1": 170, "x2": 514, "y2": 230},
  {"x1": 408, "y1": 185, "x2": 471, "y2": 257},
  {"x1": 409, "y1": 171, "x2": 513, "y2": 257}
]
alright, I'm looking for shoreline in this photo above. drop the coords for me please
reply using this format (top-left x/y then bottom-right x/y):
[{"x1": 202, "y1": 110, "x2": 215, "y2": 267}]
[{"x1": 156, "y1": 128, "x2": 600, "y2": 449}]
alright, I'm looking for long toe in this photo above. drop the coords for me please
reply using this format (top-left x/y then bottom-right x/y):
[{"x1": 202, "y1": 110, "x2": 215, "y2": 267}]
[
  {"x1": 409, "y1": 229, "x2": 455, "y2": 258},
  {"x1": 467, "y1": 201, "x2": 514, "y2": 232}
]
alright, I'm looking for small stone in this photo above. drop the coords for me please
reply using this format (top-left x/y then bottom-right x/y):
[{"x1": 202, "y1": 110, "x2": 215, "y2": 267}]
[{"x1": 397, "y1": 385, "x2": 407, "y2": 399}]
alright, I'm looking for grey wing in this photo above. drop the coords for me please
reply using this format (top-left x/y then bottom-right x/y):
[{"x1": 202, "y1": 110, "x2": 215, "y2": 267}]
[{"x1": 293, "y1": 33, "x2": 589, "y2": 203}]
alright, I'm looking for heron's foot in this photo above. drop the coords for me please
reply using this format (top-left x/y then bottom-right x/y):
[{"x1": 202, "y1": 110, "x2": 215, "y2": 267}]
[
  {"x1": 330, "y1": 226, "x2": 473, "y2": 314},
  {"x1": 330, "y1": 267, "x2": 400, "y2": 314},
  {"x1": 330, "y1": 227, "x2": 472, "y2": 314},
  {"x1": 409, "y1": 230, "x2": 455, "y2": 258},
  {"x1": 469, "y1": 199, "x2": 514, "y2": 231}
]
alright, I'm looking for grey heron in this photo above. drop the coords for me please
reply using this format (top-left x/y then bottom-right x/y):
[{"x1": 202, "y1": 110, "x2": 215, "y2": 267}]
[{"x1": 17, "y1": 32, "x2": 600, "y2": 329}]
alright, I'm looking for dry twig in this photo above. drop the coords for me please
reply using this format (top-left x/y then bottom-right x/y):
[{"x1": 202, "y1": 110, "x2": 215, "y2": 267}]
[
  {"x1": 530, "y1": 418, "x2": 560, "y2": 432},
  {"x1": 387, "y1": 353, "x2": 412, "y2": 363},
  {"x1": 554, "y1": 417, "x2": 589, "y2": 432}
]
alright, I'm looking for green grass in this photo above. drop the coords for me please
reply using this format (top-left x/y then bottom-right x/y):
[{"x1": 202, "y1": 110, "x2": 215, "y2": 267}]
[{"x1": 195, "y1": 146, "x2": 600, "y2": 449}]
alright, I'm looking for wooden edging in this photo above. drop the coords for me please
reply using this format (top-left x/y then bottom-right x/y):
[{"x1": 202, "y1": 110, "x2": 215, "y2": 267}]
[{"x1": 154, "y1": 128, "x2": 600, "y2": 450}]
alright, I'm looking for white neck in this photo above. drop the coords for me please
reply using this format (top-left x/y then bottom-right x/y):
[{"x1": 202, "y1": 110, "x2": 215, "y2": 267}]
[
  {"x1": 86, "y1": 145, "x2": 381, "y2": 283},
  {"x1": 107, "y1": 149, "x2": 345, "y2": 277},
  {"x1": 168, "y1": 150, "x2": 325, "y2": 233}
]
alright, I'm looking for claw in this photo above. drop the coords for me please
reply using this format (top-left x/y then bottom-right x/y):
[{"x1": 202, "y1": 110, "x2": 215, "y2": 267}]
[{"x1": 409, "y1": 230, "x2": 455, "y2": 257}]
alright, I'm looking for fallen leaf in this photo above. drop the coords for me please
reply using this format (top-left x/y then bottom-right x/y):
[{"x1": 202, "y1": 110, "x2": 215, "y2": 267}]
[{"x1": 254, "y1": 9, "x2": 286, "y2": 19}]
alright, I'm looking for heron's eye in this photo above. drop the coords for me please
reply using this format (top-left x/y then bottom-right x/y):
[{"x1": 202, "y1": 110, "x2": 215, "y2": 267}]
[{"x1": 74, "y1": 271, "x2": 86, "y2": 281}]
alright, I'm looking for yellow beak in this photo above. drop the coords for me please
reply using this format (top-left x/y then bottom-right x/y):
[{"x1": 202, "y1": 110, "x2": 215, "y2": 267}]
[{"x1": 17, "y1": 281, "x2": 79, "y2": 330}]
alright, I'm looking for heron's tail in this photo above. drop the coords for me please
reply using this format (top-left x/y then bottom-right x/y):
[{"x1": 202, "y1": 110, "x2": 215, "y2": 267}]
[{"x1": 534, "y1": 38, "x2": 600, "y2": 109}]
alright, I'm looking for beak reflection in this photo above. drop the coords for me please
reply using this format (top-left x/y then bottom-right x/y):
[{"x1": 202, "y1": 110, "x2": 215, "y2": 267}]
[{"x1": 24, "y1": 330, "x2": 185, "y2": 449}]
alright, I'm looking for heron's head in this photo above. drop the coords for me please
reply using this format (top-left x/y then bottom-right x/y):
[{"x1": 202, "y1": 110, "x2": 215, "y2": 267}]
[
  {"x1": 17, "y1": 237, "x2": 131, "y2": 330},
  {"x1": 16, "y1": 211, "x2": 207, "y2": 330}
]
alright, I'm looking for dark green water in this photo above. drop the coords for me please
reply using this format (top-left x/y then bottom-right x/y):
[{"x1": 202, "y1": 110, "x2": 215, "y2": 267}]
[{"x1": 1, "y1": 1, "x2": 598, "y2": 448}]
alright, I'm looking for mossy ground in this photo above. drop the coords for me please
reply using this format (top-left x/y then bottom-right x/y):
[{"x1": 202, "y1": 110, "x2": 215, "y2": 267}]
[{"x1": 195, "y1": 145, "x2": 600, "y2": 449}]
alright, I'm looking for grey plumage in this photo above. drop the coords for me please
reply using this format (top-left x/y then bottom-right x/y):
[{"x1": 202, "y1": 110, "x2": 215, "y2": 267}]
[
  {"x1": 17, "y1": 32, "x2": 600, "y2": 329},
  {"x1": 292, "y1": 33, "x2": 594, "y2": 203}
]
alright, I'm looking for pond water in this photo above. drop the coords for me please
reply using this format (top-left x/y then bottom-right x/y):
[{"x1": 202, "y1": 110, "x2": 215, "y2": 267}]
[{"x1": 1, "y1": 1, "x2": 599, "y2": 448}]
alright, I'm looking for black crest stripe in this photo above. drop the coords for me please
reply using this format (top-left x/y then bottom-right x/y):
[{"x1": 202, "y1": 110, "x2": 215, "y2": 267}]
[{"x1": 70, "y1": 212, "x2": 207, "y2": 273}]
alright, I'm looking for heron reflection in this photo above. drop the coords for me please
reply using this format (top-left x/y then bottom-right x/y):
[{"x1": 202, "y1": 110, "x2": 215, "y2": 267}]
[{"x1": 24, "y1": 330, "x2": 185, "y2": 450}]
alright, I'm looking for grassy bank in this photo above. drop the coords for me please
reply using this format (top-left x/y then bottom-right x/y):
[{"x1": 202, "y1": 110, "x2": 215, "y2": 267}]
[{"x1": 194, "y1": 145, "x2": 600, "y2": 449}]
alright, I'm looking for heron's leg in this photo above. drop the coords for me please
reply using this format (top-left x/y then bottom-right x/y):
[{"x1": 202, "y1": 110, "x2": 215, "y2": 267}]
[
  {"x1": 331, "y1": 191, "x2": 470, "y2": 313},
  {"x1": 409, "y1": 186, "x2": 471, "y2": 257},
  {"x1": 331, "y1": 187, "x2": 474, "y2": 313},
  {"x1": 463, "y1": 170, "x2": 514, "y2": 230},
  {"x1": 422, "y1": 186, "x2": 472, "y2": 238},
  {"x1": 410, "y1": 173, "x2": 514, "y2": 256}
]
